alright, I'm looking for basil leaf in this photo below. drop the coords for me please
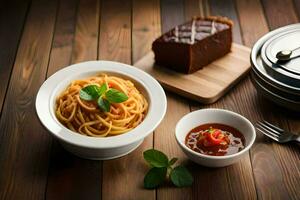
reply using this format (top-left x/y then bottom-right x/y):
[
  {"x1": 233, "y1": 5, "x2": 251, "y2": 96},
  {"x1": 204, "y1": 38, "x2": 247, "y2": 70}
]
[
  {"x1": 170, "y1": 166, "x2": 193, "y2": 187},
  {"x1": 143, "y1": 149, "x2": 169, "y2": 168},
  {"x1": 79, "y1": 85, "x2": 101, "y2": 100},
  {"x1": 144, "y1": 167, "x2": 167, "y2": 189},
  {"x1": 98, "y1": 83, "x2": 108, "y2": 96},
  {"x1": 105, "y1": 89, "x2": 128, "y2": 103},
  {"x1": 97, "y1": 97, "x2": 110, "y2": 112},
  {"x1": 168, "y1": 157, "x2": 178, "y2": 166}
]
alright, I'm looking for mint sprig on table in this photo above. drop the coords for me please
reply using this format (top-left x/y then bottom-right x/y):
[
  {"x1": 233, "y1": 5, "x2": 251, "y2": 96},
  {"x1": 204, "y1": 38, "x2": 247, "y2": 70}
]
[
  {"x1": 143, "y1": 149, "x2": 193, "y2": 189},
  {"x1": 79, "y1": 84, "x2": 128, "y2": 112}
]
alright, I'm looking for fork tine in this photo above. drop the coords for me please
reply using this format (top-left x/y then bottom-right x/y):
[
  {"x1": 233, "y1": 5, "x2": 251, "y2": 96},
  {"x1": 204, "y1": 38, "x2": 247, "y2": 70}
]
[
  {"x1": 256, "y1": 123, "x2": 280, "y2": 138},
  {"x1": 257, "y1": 122, "x2": 281, "y2": 136},
  {"x1": 256, "y1": 127, "x2": 279, "y2": 142},
  {"x1": 263, "y1": 121, "x2": 284, "y2": 133}
]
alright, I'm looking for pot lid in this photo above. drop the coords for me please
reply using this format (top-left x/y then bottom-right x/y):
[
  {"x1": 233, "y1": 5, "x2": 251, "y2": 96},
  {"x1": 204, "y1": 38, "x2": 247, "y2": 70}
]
[
  {"x1": 261, "y1": 28, "x2": 300, "y2": 87},
  {"x1": 262, "y1": 28, "x2": 300, "y2": 76},
  {"x1": 252, "y1": 24, "x2": 300, "y2": 88}
]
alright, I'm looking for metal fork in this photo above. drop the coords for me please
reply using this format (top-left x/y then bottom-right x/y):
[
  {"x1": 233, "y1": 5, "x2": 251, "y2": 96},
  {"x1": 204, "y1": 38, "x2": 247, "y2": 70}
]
[{"x1": 256, "y1": 121, "x2": 300, "y2": 143}]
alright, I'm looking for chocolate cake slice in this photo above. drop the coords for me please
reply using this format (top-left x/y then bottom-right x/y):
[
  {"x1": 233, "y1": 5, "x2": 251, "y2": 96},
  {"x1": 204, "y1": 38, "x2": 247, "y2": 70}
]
[{"x1": 152, "y1": 16, "x2": 233, "y2": 74}]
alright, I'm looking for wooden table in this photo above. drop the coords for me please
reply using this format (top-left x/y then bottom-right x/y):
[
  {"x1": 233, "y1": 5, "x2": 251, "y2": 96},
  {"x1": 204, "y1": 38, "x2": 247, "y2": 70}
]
[{"x1": 0, "y1": 0, "x2": 299, "y2": 199}]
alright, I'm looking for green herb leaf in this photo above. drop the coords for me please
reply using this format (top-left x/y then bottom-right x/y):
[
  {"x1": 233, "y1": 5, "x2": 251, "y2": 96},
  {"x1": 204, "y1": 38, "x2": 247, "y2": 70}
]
[
  {"x1": 105, "y1": 89, "x2": 128, "y2": 103},
  {"x1": 79, "y1": 85, "x2": 101, "y2": 100},
  {"x1": 98, "y1": 83, "x2": 108, "y2": 96},
  {"x1": 144, "y1": 167, "x2": 167, "y2": 189},
  {"x1": 97, "y1": 97, "x2": 110, "y2": 112},
  {"x1": 168, "y1": 158, "x2": 178, "y2": 166},
  {"x1": 170, "y1": 166, "x2": 193, "y2": 187},
  {"x1": 143, "y1": 149, "x2": 169, "y2": 168}
]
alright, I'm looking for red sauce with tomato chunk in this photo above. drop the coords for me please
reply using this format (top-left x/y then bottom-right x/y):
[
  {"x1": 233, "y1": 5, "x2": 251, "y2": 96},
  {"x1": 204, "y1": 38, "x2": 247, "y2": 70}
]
[{"x1": 185, "y1": 123, "x2": 245, "y2": 156}]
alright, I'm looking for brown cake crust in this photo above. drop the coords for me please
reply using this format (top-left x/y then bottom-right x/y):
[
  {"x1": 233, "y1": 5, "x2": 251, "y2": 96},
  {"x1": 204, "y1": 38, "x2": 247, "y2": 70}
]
[
  {"x1": 205, "y1": 16, "x2": 233, "y2": 27},
  {"x1": 152, "y1": 16, "x2": 233, "y2": 74}
]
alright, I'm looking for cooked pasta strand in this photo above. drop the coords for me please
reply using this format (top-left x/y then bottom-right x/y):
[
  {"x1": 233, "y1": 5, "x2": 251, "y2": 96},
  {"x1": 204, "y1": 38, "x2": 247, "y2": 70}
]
[{"x1": 55, "y1": 74, "x2": 148, "y2": 137}]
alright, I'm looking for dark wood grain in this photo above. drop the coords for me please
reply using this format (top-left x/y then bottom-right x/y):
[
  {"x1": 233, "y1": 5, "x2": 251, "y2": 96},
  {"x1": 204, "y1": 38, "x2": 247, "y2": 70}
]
[
  {"x1": 0, "y1": 1, "x2": 299, "y2": 199},
  {"x1": 235, "y1": 0, "x2": 268, "y2": 47},
  {"x1": 261, "y1": 0, "x2": 299, "y2": 29},
  {"x1": 0, "y1": 0, "x2": 29, "y2": 114},
  {"x1": 294, "y1": 0, "x2": 300, "y2": 19},
  {"x1": 155, "y1": 93, "x2": 191, "y2": 200},
  {"x1": 235, "y1": 1, "x2": 289, "y2": 200},
  {"x1": 132, "y1": 0, "x2": 161, "y2": 61},
  {"x1": 200, "y1": 1, "x2": 258, "y2": 199},
  {"x1": 156, "y1": 1, "x2": 253, "y2": 199},
  {"x1": 209, "y1": 0, "x2": 243, "y2": 44},
  {"x1": 236, "y1": 0, "x2": 300, "y2": 199},
  {"x1": 260, "y1": 1, "x2": 300, "y2": 199},
  {"x1": 98, "y1": 0, "x2": 131, "y2": 64},
  {"x1": 132, "y1": 3, "x2": 161, "y2": 198},
  {"x1": 99, "y1": 1, "x2": 153, "y2": 199},
  {"x1": 72, "y1": 0, "x2": 100, "y2": 63},
  {"x1": 48, "y1": 0, "x2": 101, "y2": 199},
  {"x1": 0, "y1": 0, "x2": 58, "y2": 199},
  {"x1": 185, "y1": 1, "x2": 257, "y2": 199},
  {"x1": 160, "y1": 0, "x2": 185, "y2": 33},
  {"x1": 187, "y1": 2, "x2": 238, "y2": 199},
  {"x1": 45, "y1": 0, "x2": 102, "y2": 199},
  {"x1": 184, "y1": 0, "x2": 203, "y2": 19},
  {"x1": 198, "y1": 0, "x2": 210, "y2": 17},
  {"x1": 155, "y1": 1, "x2": 193, "y2": 199},
  {"x1": 47, "y1": 0, "x2": 78, "y2": 76}
]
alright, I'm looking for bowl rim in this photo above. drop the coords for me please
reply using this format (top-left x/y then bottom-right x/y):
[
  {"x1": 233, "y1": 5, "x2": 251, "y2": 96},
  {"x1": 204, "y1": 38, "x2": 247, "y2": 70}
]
[
  {"x1": 175, "y1": 108, "x2": 256, "y2": 160},
  {"x1": 35, "y1": 60, "x2": 167, "y2": 149},
  {"x1": 250, "y1": 23, "x2": 300, "y2": 92}
]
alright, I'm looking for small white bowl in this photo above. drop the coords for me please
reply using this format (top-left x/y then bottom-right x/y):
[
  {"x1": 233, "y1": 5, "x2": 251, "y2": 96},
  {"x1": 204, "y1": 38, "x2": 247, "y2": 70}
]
[
  {"x1": 175, "y1": 109, "x2": 256, "y2": 167},
  {"x1": 36, "y1": 61, "x2": 167, "y2": 160}
]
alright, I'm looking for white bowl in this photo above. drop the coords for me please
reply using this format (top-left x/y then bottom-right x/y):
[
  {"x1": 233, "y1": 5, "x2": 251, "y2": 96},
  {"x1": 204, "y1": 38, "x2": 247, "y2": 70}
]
[
  {"x1": 175, "y1": 109, "x2": 256, "y2": 167},
  {"x1": 36, "y1": 61, "x2": 167, "y2": 160}
]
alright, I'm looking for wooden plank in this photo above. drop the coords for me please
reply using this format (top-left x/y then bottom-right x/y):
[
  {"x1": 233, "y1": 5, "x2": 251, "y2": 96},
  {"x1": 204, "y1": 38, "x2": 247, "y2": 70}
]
[
  {"x1": 0, "y1": 0, "x2": 29, "y2": 113},
  {"x1": 156, "y1": 1, "x2": 250, "y2": 199},
  {"x1": 199, "y1": 0, "x2": 210, "y2": 17},
  {"x1": 234, "y1": 2, "x2": 286, "y2": 200},
  {"x1": 202, "y1": 1, "x2": 258, "y2": 199},
  {"x1": 190, "y1": 95, "x2": 257, "y2": 199},
  {"x1": 47, "y1": 0, "x2": 101, "y2": 199},
  {"x1": 235, "y1": 0, "x2": 268, "y2": 47},
  {"x1": 155, "y1": 94, "x2": 191, "y2": 200},
  {"x1": 131, "y1": 1, "x2": 160, "y2": 199},
  {"x1": 0, "y1": 0, "x2": 58, "y2": 199},
  {"x1": 155, "y1": 1, "x2": 192, "y2": 199},
  {"x1": 132, "y1": 0, "x2": 161, "y2": 61},
  {"x1": 236, "y1": 0, "x2": 300, "y2": 199},
  {"x1": 261, "y1": 0, "x2": 298, "y2": 29},
  {"x1": 259, "y1": 1, "x2": 300, "y2": 199},
  {"x1": 209, "y1": 0, "x2": 243, "y2": 44},
  {"x1": 72, "y1": 0, "x2": 100, "y2": 63},
  {"x1": 47, "y1": 0, "x2": 78, "y2": 76},
  {"x1": 98, "y1": 0, "x2": 131, "y2": 64},
  {"x1": 134, "y1": 44, "x2": 251, "y2": 104},
  {"x1": 183, "y1": 1, "x2": 257, "y2": 199},
  {"x1": 99, "y1": 1, "x2": 154, "y2": 199},
  {"x1": 45, "y1": 0, "x2": 102, "y2": 199},
  {"x1": 160, "y1": 0, "x2": 185, "y2": 33},
  {"x1": 184, "y1": 0, "x2": 203, "y2": 19},
  {"x1": 137, "y1": 0, "x2": 244, "y2": 104},
  {"x1": 186, "y1": 0, "x2": 237, "y2": 32},
  {"x1": 294, "y1": 0, "x2": 300, "y2": 19}
]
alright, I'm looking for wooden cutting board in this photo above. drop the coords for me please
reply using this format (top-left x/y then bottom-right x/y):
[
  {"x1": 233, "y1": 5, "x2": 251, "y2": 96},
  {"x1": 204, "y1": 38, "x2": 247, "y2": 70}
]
[{"x1": 134, "y1": 43, "x2": 251, "y2": 104}]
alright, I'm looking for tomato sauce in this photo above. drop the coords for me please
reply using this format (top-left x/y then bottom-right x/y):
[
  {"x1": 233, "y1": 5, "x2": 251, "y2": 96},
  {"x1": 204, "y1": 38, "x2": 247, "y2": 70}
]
[{"x1": 185, "y1": 123, "x2": 245, "y2": 156}]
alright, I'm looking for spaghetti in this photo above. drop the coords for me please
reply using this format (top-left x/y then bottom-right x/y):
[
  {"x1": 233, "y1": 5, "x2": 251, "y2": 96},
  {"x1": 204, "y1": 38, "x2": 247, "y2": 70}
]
[{"x1": 55, "y1": 74, "x2": 148, "y2": 137}]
